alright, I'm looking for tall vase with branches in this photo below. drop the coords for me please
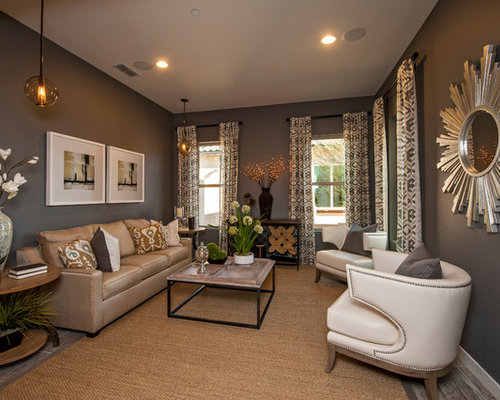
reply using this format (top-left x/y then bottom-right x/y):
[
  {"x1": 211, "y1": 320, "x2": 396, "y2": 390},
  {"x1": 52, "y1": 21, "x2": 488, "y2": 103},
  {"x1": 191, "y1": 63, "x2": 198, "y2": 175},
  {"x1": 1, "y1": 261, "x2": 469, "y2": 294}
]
[{"x1": 241, "y1": 156, "x2": 287, "y2": 219}]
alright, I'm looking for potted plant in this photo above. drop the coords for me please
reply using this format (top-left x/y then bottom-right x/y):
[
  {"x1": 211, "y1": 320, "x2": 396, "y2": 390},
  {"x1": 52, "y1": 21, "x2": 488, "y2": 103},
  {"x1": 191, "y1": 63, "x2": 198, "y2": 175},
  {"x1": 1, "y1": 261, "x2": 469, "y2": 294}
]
[
  {"x1": 211, "y1": 201, "x2": 264, "y2": 265},
  {"x1": 0, "y1": 290, "x2": 54, "y2": 352},
  {"x1": 206, "y1": 242, "x2": 227, "y2": 264}
]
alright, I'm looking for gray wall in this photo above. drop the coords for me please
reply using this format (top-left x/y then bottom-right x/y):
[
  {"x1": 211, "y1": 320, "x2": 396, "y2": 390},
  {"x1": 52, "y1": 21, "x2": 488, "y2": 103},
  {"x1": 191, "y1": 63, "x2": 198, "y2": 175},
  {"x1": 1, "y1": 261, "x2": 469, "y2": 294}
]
[
  {"x1": 172, "y1": 97, "x2": 374, "y2": 246},
  {"x1": 0, "y1": 12, "x2": 174, "y2": 266},
  {"x1": 377, "y1": 0, "x2": 500, "y2": 382}
]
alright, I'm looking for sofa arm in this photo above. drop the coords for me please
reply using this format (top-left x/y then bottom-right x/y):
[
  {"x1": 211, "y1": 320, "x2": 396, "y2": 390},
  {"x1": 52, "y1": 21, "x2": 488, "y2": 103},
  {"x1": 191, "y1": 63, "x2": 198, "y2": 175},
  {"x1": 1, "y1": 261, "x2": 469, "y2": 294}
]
[
  {"x1": 346, "y1": 264, "x2": 471, "y2": 369},
  {"x1": 48, "y1": 268, "x2": 104, "y2": 334},
  {"x1": 362, "y1": 232, "x2": 387, "y2": 251}
]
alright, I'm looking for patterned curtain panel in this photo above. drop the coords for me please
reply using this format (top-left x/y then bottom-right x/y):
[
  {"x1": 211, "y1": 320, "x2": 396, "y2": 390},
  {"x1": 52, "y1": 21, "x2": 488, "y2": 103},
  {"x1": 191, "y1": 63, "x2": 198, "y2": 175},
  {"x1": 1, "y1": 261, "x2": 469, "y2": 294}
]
[
  {"x1": 218, "y1": 122, "x2": 239, "y2": 252},
  {"x1": 288, "y1": 116, "x2": 315, "y2": 266},
  {"x1": 343, "y1": 112, "x2": 371, "y2": 227},
  {"x1": 177, "y1": 126, "x2": 199, "y2": 226},
  {"x1": 396, "y1": 59, "x2": 422, "y2": 253},
  {"x1": 373, "y1": 97, "x2": 388, "y2": 232}
]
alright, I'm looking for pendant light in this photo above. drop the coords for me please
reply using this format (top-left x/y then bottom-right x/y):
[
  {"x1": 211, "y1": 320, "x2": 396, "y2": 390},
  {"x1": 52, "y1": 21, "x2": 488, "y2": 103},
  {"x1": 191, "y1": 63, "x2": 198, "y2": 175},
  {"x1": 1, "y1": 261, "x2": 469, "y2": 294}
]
[
  {"x1": 178, "y1": 98, "x2": 191, "y2": 155},
  {"x1": 24, "y1": 0, "x2": 59, "y2": 107}
]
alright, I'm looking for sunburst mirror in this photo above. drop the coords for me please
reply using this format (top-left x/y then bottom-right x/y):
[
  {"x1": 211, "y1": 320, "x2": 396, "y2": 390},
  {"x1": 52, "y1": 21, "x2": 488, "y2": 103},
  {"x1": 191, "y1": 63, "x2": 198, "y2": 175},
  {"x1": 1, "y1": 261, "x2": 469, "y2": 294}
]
[{"x1": 437, "y1": 44, "x2": 500, "y2": 232}]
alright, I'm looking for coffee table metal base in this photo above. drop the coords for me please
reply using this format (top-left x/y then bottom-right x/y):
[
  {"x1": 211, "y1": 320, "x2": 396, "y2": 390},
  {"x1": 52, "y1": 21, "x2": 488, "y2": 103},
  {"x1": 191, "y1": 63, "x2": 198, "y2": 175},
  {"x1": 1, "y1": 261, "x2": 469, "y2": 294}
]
[{"x1": 167, "y1": 266, "x2": 275, "y2": 329}]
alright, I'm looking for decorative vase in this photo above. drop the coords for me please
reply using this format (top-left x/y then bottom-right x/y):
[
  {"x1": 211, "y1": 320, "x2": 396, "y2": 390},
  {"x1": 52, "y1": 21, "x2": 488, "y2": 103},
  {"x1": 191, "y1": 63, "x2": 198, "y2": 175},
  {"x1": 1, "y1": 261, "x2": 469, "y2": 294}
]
[
  {"x1": 259, "y1": 187, "x2": 273, "y2": 219},
  {"x1": 0, "y1": 210, "x2": 13, "y2": 277},
  {"x1": 0, "y1": 328, "x2": 23, "y2": 353},
  {"x1": 234, "y1": 252, "x2": 254, "y2": 265}
]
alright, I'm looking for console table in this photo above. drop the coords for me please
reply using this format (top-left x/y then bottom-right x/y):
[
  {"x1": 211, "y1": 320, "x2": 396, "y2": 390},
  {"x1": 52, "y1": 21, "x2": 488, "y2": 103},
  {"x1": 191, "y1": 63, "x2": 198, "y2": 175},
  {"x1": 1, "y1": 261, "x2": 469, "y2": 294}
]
[{"x1": 260, "y1": 219, "x2": 300, "y2": 270}]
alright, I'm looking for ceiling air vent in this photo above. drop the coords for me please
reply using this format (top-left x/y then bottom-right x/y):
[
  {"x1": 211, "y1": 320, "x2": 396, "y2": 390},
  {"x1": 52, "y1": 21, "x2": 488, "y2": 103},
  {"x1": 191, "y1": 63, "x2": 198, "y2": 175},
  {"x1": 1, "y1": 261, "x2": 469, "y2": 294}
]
[{"x1": 113, "y1": 64, "x2": 140, "y2": 77}]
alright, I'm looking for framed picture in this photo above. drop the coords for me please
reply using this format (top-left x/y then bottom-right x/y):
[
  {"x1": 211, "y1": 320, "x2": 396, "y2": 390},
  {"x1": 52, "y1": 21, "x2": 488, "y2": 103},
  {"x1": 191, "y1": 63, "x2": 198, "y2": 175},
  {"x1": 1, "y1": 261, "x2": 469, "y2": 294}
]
[
  {"x1": 106, "y1": 146, "x2": 144, "y2": 203},
  {"x1": 46, "y1": 131, "x2": 106, "y2": 206}
]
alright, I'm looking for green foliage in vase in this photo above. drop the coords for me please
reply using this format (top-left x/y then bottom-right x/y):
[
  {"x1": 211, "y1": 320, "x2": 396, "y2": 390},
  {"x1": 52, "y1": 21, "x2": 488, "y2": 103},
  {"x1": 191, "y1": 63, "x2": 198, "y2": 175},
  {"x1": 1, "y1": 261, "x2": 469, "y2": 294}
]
[
  {"x1": 206, "y1": 242, "x2": 227, "y2": 261},
  {"x1": 0, "y1": 290, "x2": 55, "y2": 333}
]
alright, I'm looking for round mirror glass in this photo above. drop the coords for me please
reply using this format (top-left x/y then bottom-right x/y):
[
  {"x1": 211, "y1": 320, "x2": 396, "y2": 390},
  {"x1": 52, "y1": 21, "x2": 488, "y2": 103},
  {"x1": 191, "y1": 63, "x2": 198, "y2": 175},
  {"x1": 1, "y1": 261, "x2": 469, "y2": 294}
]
[{"x1": 461, "y1": 110, "x2": 499, "y2": 173}]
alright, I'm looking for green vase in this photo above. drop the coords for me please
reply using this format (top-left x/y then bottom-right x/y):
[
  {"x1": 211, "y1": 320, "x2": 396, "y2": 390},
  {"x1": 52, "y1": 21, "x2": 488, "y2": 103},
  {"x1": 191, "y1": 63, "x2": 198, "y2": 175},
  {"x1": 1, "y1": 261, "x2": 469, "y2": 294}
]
[{"x1": 0, "y1": 210, "x2": 13, "y2": 275}]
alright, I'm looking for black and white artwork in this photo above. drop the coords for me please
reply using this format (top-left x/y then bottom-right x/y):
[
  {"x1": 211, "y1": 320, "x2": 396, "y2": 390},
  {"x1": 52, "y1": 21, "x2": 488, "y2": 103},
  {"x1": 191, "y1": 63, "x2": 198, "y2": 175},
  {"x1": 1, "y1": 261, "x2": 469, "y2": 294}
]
[{"x1": 107, "y1": 146, "x2": 144, "y2": 203}]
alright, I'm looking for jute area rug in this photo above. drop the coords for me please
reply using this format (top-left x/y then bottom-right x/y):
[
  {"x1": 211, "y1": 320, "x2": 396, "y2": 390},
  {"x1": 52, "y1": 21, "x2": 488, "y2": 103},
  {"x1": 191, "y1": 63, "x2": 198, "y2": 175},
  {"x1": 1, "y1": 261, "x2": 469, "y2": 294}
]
[{"x1": 0, "y1": 265, "x2": 407, "y2": 400}]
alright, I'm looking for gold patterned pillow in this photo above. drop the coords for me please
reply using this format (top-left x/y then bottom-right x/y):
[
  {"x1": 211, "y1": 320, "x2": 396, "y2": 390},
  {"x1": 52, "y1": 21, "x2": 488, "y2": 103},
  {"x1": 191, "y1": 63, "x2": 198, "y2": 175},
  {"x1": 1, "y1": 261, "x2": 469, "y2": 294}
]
[
  {"x1": 58, "y1": 239, "x2": 97, "y2": 270},
  {"x1": 129, "y1": 223, "x2": 167, "y2": 254}
]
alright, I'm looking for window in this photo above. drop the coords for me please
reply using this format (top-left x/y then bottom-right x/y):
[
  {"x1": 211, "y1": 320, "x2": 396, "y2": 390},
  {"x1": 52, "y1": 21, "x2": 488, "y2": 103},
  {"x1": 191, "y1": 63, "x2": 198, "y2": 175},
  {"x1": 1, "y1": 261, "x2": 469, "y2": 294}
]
[
  {"x1": 199, "y1": 142, "x2": 221, "y2": 226},
  {"x1": 311, "y1": 137, "x2": 345, "y2": 225}
]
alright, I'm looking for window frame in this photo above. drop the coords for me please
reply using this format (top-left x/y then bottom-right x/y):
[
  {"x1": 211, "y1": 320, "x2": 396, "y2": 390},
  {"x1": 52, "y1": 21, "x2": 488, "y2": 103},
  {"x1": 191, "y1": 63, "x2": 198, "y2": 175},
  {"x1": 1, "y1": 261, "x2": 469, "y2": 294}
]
[
  {"x1": 311, "y1": 133, "x2": 346, "y2": 227},
  {"x1": 198, "y1": 140, "x2": 221, "y2": 227}
]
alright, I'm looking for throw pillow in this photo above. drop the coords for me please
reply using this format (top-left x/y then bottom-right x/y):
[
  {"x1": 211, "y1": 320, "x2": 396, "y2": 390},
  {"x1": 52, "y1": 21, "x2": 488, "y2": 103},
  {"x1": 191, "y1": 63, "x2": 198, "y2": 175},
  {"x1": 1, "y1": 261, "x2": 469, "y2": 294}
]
[
  {"x1": 395, "y1": 244, "x2": 442, "y2": 279},
  {"x1": 151, "y1": 219, "x2": 182, "y2": 247},
  {"x1": 91, "y1": 227, "x2": 121, "y2": 272},
  {"x1": 58, "y1": 238, "x2": 98, "y2": 270},
  {"x1": 129, "y1": 223, "x2": 167, "y2": 254},
  {"x1": 340, "y1": 223, "x2": 377, "y2": 257}
]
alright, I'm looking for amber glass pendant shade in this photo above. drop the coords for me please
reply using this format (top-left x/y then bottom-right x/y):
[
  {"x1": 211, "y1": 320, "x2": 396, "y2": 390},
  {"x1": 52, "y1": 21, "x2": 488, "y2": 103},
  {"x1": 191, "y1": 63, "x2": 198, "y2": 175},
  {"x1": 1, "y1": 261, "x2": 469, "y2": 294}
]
[
  {"x1": 178, "y1": 140, "x2": 191, "y2": 154},
  {"x1": 24, "y1": 75, "x2": 59, "y2": 107}
]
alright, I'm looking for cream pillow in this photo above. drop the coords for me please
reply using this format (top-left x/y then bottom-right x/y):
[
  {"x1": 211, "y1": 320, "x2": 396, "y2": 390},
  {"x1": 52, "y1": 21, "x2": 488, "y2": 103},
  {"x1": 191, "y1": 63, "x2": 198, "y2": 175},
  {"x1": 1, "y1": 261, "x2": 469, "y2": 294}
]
[
  {"x1": 58, "y1": 239, "x2": 97, "y2": 270},
  {"x1": 151, "y1": 219, "x2": 182, "y2": 247}
]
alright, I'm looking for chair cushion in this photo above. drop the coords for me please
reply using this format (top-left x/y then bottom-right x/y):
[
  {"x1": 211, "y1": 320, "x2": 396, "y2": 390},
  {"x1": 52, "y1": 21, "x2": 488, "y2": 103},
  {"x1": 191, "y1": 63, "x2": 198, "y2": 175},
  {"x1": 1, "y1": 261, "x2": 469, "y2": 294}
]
[
  {"x1": 341, "y1": 223, "x2": 377, "y2": 257},
  {"x1": 150, "y1": 246, "x2": 189, "y2": 265},
  {"x1": 327, "y1": 291, "x2": 400, "y2": 345},
  {"x1": 120, "y1": 254, "x2": 169, "y2": 280},
  {"x1": 102, "y1": 266, "x2": 142, "y2": 300},
  {"x1": 92, "y1": 221, "x2": 135, "y2": 257},
  {"x1": 395, "y1": 244, "x2": 442, "y2": 279},
  {"x1": 37, "y1": 225, "x2": 94, "y2": 268},
  {"x1": 316, "y1": 250, "x2": 373, "y2": 272}
]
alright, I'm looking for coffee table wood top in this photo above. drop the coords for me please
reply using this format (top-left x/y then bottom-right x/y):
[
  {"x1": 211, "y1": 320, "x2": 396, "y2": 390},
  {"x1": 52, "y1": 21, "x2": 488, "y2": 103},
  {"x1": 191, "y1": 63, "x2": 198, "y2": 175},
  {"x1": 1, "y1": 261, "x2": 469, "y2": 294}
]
[
  {"x1": 0, "y1": 265, "x2": 61, "y2": 295},
  {"x1": 168, "y1": 257, "x2": 275, "y2": 289}
]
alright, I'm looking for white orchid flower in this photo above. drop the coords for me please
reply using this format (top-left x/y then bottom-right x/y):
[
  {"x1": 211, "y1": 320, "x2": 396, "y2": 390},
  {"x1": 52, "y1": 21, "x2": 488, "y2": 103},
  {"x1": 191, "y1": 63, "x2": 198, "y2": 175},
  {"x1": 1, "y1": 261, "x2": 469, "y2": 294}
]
[
  {"x1": 13, "y1": 173, "x2": 27, "y2": 186},
  {"x1": 241, "y1": 205, "x2": 251, "y2": 214},
  {"x1": 243, "y1": 216, "x2": 253, "y2": 226},
  {"x1": 27, "y1": 156, "x2": 39, "y2": 164},
  {"x1": 2, "y1": 180, "x2": 19, "y2": 193},
  {"x1": 229, "y1": 215, "x2": 238, "y2": 224},
  {"x1": 7, "y1": 191, "x2": 18, "y2": 200},
  {"x1": 2, "y1": 173, "x2": 6, "y2": 181},
  {"x1": 0, "y1": 148, "x2": 11, "y2": 160},
  {"x1": 230, "y1": 201, "x2": 240, "y2": 210}
]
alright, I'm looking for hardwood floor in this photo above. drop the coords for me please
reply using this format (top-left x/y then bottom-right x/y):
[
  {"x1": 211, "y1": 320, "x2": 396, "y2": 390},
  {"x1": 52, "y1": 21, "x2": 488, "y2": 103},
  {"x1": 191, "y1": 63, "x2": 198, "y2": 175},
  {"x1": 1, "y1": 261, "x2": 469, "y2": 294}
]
[{"x1": 0, "y1": 328, "x2": 496, "y2": 399}]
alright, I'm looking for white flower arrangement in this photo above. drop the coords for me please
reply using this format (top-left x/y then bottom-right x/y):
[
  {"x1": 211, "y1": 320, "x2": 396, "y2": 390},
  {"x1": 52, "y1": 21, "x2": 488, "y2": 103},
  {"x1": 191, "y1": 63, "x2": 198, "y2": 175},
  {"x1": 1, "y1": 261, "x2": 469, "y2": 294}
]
[{"x1": 0, "y1": 148, "x2": 38, "y2": 208}]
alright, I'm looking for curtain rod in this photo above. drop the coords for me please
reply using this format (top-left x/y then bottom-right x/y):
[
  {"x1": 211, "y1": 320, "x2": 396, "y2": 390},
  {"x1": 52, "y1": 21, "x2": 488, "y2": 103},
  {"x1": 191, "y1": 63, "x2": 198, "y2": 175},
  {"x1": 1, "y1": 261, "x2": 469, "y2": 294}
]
[
  {"x1": 286, "y1": 111, "x2": 372, "y2": 122},
  {"x1": 175, "y1": 121, "x2": 243, "y2": 129},
  {"x1": 380, "y1": 52, "x2": 419, "y2": 99}
]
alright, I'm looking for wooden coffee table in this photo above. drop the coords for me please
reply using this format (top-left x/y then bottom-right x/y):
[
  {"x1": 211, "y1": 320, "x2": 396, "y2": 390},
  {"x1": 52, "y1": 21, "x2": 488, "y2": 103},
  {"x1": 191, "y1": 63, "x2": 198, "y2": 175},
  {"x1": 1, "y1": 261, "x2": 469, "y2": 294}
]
[{"x1": 167, "y1": 258, "x2": 275, "y2": 329}]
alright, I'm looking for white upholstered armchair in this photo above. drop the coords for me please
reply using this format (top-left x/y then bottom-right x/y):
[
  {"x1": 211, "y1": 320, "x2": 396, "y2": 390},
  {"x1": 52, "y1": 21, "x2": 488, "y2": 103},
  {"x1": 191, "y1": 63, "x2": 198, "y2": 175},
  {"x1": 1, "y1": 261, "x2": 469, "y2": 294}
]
[
  {"x1": 315, "y1": 224, "x2": 387, "y2": 282},
  {"x1": 325, "y1": 249, "x2": 472, "y2": 400}
]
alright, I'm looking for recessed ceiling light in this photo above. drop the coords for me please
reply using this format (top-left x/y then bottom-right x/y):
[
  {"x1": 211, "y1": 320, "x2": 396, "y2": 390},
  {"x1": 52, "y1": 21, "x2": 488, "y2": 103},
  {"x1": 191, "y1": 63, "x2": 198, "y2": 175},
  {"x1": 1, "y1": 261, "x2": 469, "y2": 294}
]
[
  {"x1": 191, "y1": 8, "x2": 201, "y2": 16},
  {"x1": 342, "y1": 28, "x2": 366, "y2": 41},
  {"x1": 155, "y1": 60, "x2": 168, "y2": 69},
  {"x1": 321, "y1": 35, "x2": 336, "y2": 45},
  {"x1": 133, "y1": 61, "x2": 153, "y2": 71}
]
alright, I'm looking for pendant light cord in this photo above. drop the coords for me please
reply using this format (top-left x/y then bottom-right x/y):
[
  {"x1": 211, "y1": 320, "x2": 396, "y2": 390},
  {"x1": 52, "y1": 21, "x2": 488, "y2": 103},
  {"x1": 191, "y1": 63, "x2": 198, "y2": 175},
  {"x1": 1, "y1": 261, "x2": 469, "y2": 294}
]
[{"x1": 39, "y1": 0, "x2": 44, "y2": 76}]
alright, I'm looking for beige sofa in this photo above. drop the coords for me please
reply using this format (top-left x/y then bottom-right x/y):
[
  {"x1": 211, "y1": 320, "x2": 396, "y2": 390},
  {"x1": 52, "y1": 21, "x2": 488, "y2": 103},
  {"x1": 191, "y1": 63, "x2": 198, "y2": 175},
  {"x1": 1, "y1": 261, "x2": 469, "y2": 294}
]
[{"x1": 16, "y1": 218, "x2": 192, "y2": 336}]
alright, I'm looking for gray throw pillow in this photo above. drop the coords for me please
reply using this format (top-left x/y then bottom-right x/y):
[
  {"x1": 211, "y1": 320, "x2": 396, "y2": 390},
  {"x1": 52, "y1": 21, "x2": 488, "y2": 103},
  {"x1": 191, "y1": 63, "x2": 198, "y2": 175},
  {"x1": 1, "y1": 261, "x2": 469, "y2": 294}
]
[
  {"x1": 395, "y1": 244, "x2": 442, "y2": 279},
  {"x1": 91, "y1": 227, "x2": 121, "y2": 272},
  {"x1": 340, "y1": 223, "x2": 377, "y2": 257}
]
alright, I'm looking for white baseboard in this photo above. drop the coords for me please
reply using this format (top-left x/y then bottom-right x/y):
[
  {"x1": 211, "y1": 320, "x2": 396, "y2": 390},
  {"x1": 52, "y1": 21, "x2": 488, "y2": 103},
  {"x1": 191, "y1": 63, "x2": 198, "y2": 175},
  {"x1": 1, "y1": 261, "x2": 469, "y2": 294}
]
[{"x1": 457, "y1": 346, "x2": 500, "y2": 399}]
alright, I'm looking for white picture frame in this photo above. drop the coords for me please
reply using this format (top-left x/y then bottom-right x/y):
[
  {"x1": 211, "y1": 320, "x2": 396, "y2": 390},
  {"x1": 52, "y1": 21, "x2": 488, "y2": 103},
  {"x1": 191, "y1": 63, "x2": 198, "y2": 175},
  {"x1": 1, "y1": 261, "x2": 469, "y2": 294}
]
[
  {"x1": 46, "y1": 131, "x2": 106, "y2": 206},
  {"x1": 106, "y1": 146, "x2": 145, "y2": 203}
]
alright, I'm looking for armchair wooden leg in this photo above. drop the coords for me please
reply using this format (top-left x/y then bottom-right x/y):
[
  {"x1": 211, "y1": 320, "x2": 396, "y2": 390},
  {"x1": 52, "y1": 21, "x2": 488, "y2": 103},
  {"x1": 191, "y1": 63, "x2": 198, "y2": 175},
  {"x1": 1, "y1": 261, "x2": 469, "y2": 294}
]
[
  {"x1": 424, "y1": 374, "x2": 438, "y2": 400},
  {"x1": 325, "y1": 343, "x2": 337, "y2": 373},
  {"x1": 315, "y1": 269, "x2": 321, "y2": 283}
]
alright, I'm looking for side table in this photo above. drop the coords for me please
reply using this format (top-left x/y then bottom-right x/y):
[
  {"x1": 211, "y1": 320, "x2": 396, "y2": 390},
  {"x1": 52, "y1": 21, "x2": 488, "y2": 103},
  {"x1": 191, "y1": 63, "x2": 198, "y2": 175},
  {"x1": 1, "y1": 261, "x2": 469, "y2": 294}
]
[
  {"x1": 178, "y1": 227, "x2": 206, "y2": 256},
  {"x1": 0, "y1": 265, "x2": 61, "y2": 366}
]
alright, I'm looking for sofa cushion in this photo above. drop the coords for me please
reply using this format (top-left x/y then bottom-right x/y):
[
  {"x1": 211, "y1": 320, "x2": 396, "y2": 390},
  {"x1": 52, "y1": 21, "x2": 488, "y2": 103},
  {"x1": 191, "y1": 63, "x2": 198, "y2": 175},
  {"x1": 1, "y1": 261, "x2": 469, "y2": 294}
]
[
  {"x1": 316, "y1": 250, "x2": 373, "y2": 272},
  {"x1": 129, "y1": 223, "x2": 167, "y2": 255},
  {"x1": 327, "y1": 291, "x2": 400, "y2": 345},
  {"x1": 120, "y1": 254, "x2": 169, "y2": 280},
  {"x1": 92, "y1": 221, "x2": 135, "y2": 257},
  {"x1": 102, "y1": 265, "x2": 142, "y2": 300},
  {"x1": 150, "y1": 246, "x2": 189, "y2": 265},
  {"x1": 91, "y1": 228, "x2": 121, "y2": 272},
  {"x1": 58, "y1": 239, "x2": 98, "y2": 270},
  {"x1": 37, "y1": 225, "x2": 94, "y2": 268},
  {"x1": 123, "y1": 218, "x2": 151, "y2": 230}
]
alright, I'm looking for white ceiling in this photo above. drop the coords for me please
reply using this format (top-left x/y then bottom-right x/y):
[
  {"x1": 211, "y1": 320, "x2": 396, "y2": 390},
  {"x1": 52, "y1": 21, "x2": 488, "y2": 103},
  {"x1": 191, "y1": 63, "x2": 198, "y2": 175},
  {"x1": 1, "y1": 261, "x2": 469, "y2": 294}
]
[{"x1": 1, "y1": 0, "x2": 438, "y2": 113}]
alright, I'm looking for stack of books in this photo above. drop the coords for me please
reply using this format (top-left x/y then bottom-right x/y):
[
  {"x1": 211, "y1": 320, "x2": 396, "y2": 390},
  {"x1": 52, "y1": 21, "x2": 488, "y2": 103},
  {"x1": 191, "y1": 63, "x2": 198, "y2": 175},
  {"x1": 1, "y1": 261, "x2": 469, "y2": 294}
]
[{"x1": 8, "y1": 263, "x2": 48, "y2": 280}]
